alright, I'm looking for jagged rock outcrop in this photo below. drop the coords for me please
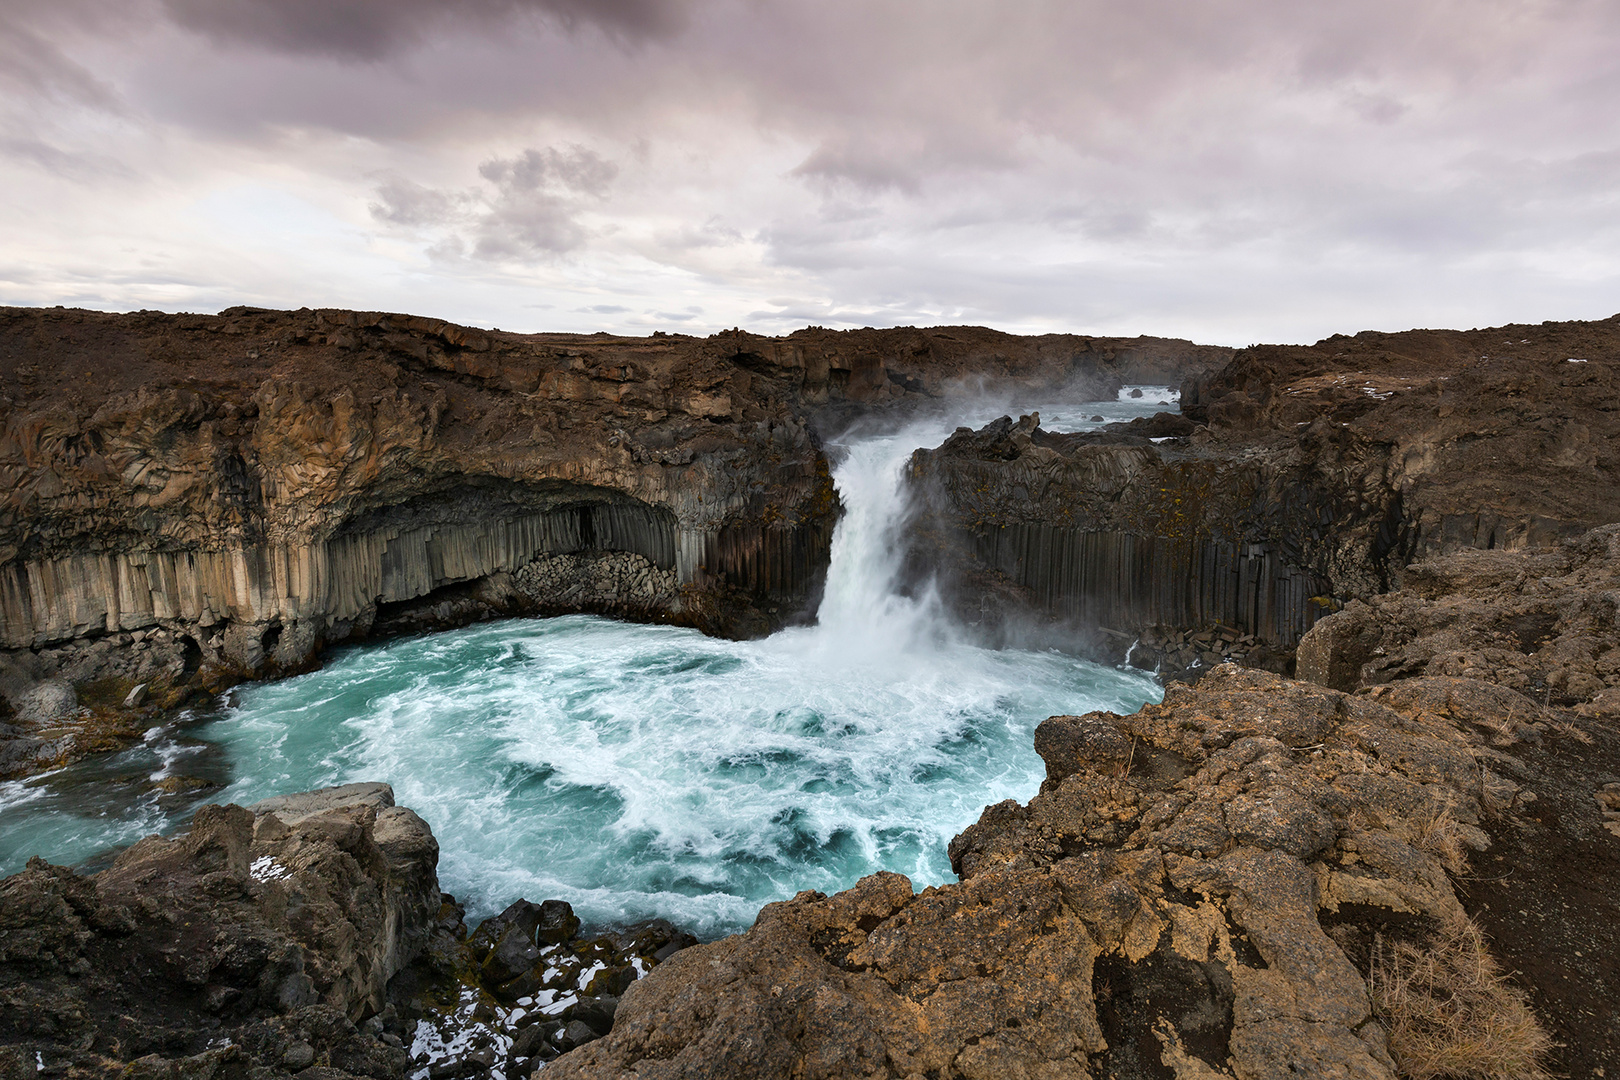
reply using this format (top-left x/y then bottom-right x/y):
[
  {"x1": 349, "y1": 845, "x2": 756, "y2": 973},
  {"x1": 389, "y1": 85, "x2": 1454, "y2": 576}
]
[
  {"x1": 1298, "y1": 522, "x2": 1620, "y2": 711},
  {"x1": 904, "y1": 317, "x2": 1620, "y2": 671},
  {"x1": 0, "y1": 307, "x2": 1222, "y2": 775},
  {"x1": 0, "y1": 783, "x2": 443, "y2": 1079},
  {"x1": 546, "y1": 662, "x2": 1581, "y2": 1080}
]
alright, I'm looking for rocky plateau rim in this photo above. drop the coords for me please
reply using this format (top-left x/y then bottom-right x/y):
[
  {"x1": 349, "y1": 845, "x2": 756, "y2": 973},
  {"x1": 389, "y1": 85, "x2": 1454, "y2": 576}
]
[{"x1": 2, "y1": 306, "x2": 1619, "y2": 1078}]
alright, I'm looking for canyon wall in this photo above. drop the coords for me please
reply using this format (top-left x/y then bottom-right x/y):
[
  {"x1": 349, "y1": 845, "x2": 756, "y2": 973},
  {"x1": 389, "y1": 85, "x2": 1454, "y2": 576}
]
[
  {"x1": 904, "y1": 317, "x2": 1620, "y2": 673},
  {"x1": 0, "y1": 306, "x2": 1223, "y2": 761}
]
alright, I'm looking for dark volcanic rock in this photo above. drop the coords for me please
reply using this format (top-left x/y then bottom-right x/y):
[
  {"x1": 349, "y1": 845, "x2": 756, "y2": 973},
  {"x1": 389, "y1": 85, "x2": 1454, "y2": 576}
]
[
  {"x1": 0, "y1": 782, "x2": 441, "y2": 1080},
  {"x1": 402, "y1": 898, "x2": 695, "y2": 1079},
  {"x1": 904, "y1": 317, "x2": 1620, "y2": 673}
]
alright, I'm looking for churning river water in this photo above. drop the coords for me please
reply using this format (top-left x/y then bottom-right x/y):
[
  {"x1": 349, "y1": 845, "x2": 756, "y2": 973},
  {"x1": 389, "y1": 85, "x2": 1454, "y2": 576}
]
[{"x1": 0, "y1": 391, "x2": 1176, "y2": 937}]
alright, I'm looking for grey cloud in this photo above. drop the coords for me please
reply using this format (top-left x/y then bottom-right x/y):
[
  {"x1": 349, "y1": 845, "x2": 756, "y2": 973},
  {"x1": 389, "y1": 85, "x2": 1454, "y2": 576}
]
[
  {"x1": 472, "y1": 196, "x2": 587, "y2": 259},
  {"x1": 472, "y1": 146, "x2": 617, "y2": 258},
  {"x1": 0, "y1": 136, "x2": 135, "y2": 181},
  {"x1": 369, "y1": 145, "x2": 619, "y2": 261},
  {"x1": 159, "y1": 0, "x2": 686, "y2": 59},
  {"x1": 0, "y1": 21, "x2": 120, "y2": 108},
  {"x1": 479, "y1": 146, "x2": 617, "y2": 198},
  {"x1": 368, "y1": 177, "x2": 465, "y2": 227},
  {"x1": 792, "y1": 136, "x2": 925, "y2": 194},
  {"x1": 654, "y1": 218, "x2": 745, "y2": 252}
]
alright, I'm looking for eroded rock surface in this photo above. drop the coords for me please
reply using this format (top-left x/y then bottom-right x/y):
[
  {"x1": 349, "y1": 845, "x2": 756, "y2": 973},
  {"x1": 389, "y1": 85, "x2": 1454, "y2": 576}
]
[
  {"x1": 548, "y1": 663, "x2": 1576, "y2": 1080},
  {"x1": 1299, "y1": 522, "x2": 1620, "y2": 710},
  {"x1": 0, "y1": 783, "x2": 442, "y2": 1080}
]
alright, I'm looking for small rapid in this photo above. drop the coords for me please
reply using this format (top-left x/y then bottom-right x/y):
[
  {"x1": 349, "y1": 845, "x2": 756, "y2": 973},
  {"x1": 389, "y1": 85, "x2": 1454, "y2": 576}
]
[{"x1": 0, "y1": 391, "x2": 1176, "y2": 937}]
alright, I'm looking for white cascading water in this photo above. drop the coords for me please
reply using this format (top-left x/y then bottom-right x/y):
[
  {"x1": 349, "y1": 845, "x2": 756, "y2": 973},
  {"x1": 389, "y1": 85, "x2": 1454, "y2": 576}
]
[{"x1": 0, "y1": 394, "x2": 1177, "y2": 936}]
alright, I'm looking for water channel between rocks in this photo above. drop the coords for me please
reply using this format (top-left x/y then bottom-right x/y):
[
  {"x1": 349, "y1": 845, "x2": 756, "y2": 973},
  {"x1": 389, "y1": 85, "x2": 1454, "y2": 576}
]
[{"x1": 0, "y1": 392, "x2": 1176, "y2": 937}]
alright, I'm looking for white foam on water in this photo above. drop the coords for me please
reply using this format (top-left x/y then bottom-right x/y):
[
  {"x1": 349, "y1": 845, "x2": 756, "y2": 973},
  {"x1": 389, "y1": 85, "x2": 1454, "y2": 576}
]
[
  {"x1": 1117, "y1": 384, "x2": 1180, "y2": 405},
  {"x1": 1, "y1": 399, "x2": 1175, "y2": 934}
]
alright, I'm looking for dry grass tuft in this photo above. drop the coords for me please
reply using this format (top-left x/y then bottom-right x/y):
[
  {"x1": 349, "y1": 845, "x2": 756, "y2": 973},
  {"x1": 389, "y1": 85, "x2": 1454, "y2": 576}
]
[
  {"x1": 1409, "y1": 804, "x2": 1470, "y2": 875},
  {"x1": 1369, "y1": 914, "x2": 1553, "y2": 1080},
  {"x1": 1547, "y1": 716, "x2": 1593, "y2": 745}
]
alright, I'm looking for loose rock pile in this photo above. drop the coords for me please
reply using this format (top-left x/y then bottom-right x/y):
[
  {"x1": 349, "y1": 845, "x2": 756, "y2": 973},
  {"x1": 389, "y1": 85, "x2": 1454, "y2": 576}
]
[
  {"x1": 402, "y1": 897, "x2": 694, "y2": 1080},
  {"x1": 1126, "y1": 622, "x2": 1296, "y2": 683}
]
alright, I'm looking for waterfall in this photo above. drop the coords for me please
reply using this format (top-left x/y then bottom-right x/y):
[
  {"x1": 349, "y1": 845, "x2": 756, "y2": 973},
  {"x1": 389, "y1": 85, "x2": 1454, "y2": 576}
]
[{"x1": 806, "y1": 421, "x2": 957, "y2": 658}]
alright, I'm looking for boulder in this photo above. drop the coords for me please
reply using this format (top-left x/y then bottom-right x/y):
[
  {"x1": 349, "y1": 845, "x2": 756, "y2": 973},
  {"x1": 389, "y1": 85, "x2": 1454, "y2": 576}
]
[
  {"x1": 13, "y1": 680, "x2": 76, "y2": 725},
  {"x1": 0, "y1": 783, "x2": 444, "y2": 1077}
]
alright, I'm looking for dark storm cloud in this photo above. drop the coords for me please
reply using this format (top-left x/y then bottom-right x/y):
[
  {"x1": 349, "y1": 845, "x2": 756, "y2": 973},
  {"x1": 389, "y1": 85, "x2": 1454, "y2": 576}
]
[{"x1": 159, "y1": 0, "x2": 687, "y2": 59}]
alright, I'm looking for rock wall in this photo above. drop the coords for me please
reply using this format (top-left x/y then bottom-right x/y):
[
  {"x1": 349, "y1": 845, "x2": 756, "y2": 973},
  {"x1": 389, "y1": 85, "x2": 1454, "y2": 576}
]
[
  {"x1": 971, "y1": 526, "x2": 1329, "y2": 647},
  {"x1": 905, "y1": 317, "x2": 1620, "y2": 672},
  {"x1": 905, "y1": 414, "x2": 1341, "y2": 655}
]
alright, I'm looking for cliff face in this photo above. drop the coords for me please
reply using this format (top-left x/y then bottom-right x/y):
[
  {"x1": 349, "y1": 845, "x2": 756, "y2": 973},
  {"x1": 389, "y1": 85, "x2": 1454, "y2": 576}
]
[
  {"x1": 0, "y1": 306, "x2": 1223, "y2": 773},
  {"x1": 0, "y1": 309, "x2": 839, "y2": 665},
  {"x1": 904, "y1": 316, "x2": 1620, "y2": 671}
]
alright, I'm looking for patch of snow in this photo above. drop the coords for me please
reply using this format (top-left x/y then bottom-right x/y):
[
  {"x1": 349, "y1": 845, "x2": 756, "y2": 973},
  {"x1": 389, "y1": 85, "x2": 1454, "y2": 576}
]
[
  {"x1": 249, "y1": 856, "x2": 291, "y2": 883},
  {"x1": 576, "y1": 961, "x2": 608, "y2": 992}
]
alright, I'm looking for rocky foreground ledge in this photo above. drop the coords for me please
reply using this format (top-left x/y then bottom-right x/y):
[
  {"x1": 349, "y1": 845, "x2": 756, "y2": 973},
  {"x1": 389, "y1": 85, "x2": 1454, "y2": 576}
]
[
  {"x1": 4, "y1": 531, "x2": 1616, "y2": 1080},
  {"x1": 0, "y1": 782, "x2": 695, "y2": 1080}
]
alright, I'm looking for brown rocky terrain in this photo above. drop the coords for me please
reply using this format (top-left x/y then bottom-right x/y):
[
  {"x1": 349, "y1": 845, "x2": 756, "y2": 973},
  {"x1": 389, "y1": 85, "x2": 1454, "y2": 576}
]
[
  {"x1": 4, "y1": 308, "x2": 1619, "y2": 1080},
  {"x1": 904, "y1": 316, "x2": 1620, "y2": 674},
  {"x1": 0, "y1": 305, "x2": 1223, "y2": 779},
  {"x1": 0, "y1": 783, "x2": 698, "y2": 1080},
  {"x1": 549, "y1": 526, "x2": 1620, "y2": 1079},
  {"x1": 0, "y1": 783, "x2": 442, "y2": 1080},
  {"x1": 2, "y1": 527, "x2": 1615, "y2": 1078}
]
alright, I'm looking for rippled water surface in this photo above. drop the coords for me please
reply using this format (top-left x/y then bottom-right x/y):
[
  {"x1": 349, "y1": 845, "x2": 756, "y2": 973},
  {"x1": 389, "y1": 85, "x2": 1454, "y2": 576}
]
[{"x1": 1, "y1": 389, "x2": 1175, "y2": 936}]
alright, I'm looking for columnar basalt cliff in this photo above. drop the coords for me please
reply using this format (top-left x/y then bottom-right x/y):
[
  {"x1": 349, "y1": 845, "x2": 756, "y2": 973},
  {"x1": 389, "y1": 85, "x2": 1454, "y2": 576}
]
[
  {"x1": 0, "y1": 307, "x2": 1223, "y2": 775},
  {"x1": 904, "y1": 317, "x2": 1620, "y2": 673},
  {"x1": 5, "y1": 536, "x2": 1616, "y2": 1079}
]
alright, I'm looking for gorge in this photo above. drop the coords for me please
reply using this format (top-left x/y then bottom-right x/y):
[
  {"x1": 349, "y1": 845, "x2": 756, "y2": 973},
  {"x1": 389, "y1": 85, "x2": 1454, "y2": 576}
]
[{"x1": 2, "y1": 307, "x2": 1618, "y2": 1079}]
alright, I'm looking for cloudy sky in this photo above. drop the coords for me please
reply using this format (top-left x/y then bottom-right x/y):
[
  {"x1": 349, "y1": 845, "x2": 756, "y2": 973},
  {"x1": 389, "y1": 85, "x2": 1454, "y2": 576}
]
[{"x1": 1, "y1": 0, "x2": 1617, "y2": 343}]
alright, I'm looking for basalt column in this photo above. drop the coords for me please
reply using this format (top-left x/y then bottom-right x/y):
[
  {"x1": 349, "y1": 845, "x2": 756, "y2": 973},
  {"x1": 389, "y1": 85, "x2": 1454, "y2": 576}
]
[{"x1": 903, "y1": 414, "x2": 1338, "y2": 658}]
